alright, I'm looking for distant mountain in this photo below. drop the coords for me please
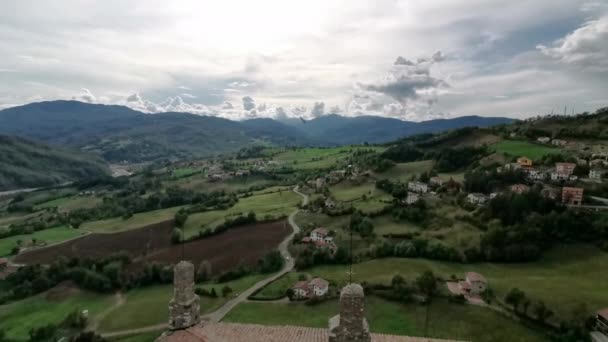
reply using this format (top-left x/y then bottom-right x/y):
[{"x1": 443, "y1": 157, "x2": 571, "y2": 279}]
[
  {"x1": 0, "y1": 101, "x2": 515, "y2": 162},
  {"x1": 0, "y1": 135, "x2": 109, "y2": 191},
  {"x1": 279, "y1": 114, "x2": 515, "y2": 145}
]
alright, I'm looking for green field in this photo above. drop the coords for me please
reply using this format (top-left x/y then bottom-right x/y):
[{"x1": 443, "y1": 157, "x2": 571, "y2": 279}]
[
  {"x1": 99, "y1": 274, "x2": 268, "y2": 332},
  {"x1": 372, "y1": 215, "x2": 422, "y2": 236},
  {"x1": 273, "y1": 146, "x2": 385, "y2": 170},
  {"x1": 224, "y1": 296, "x2": 547, "y2": 342},
  {"x1": 183, "y1": 188, "x2": 300, "y2": 238},
  {"x1": 171, "y1": 167, "x2": 201, "y2": 179},
  {"x1": 251, "y1": 272, "x2": 304, "y2": 300},
  {"x1": 35, "y1": 195, "x2": 101, "y2": 212},
  {"x1": 0, "y1": 225, "x2": 86, "y2": 256},
  {"x1": 0, "y1": 288, "x2": 114, "y2": 341},
  {"x1": 329, "y1": 182, "x2": 392, "y2": 214},
  {"x1": 376, "y1": 160, "x2": 434, "y2": 182},
  {"x1": 81, "y1": 206, "x2": 185, "y2": 233},
  {"x1": 490, "y1": 140, "x2": 560, "y2": 160},
  {"x1": 305, "y1": 245, "x2": 608, "y2": 322}
]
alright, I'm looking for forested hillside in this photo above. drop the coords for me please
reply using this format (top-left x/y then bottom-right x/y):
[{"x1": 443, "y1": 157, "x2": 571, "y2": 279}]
[{"x1": 0, "y1": 135, "x2": 109, "y2": 191}]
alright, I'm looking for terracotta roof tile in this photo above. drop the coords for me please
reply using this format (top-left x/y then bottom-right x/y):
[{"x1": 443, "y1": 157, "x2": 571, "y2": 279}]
[{"x1": 159, "y1": 322, "x2": 465, "y2": 342}]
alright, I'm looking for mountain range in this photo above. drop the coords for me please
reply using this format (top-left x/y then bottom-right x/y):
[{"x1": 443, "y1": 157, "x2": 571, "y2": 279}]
[{"x1": 0, "y1": 100, "x2": 515, "y2": 163}]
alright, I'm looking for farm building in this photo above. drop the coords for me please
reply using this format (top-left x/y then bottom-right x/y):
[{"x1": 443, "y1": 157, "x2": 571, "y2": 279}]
[
  {"x1": 430, "y1": 176, "x2": 445, "y2": 186},
  {"x1": 408, "y1": 181, "x2": 428, "y2": 193},
  {"x1": 552, "y1": 139, "x2": 567, "y2": 146},
  {"x1": 590, "y1": 169, "x2": 604, "y2": 180},
  {"x1": 405, "y1": 192, "x2": 419, "y2": 205},
  {"x1": 464, "y1": 272, "x2": 488, "y2": 295},
  {"x1": 537, "y1": 137, "x2": 551, "y2": 143},
  {"x1": 292, "y1": 281, "x2": 311, "y2": 300},
  {"x1": 510, "y1": 184, "x2": 530, "y2": 194},
  {"x1": 517, "y1": 157, "x2": 533, "y2": 167},
  {"x1": 562, "y1": 187, "x2": 584, "y2": 206},
  {"x1": 555, "y1": 162, "x2": 576, "y2": 176},
  {"x1": 467, "y1": 193, "x2": 487, "y2": 205}
]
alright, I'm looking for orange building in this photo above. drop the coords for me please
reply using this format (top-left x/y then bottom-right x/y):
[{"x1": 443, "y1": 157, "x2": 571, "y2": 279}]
[
  {"x1": 562, "y1": 187, "x2": 584, "y2": 205},
  {"x1": 517, "y1": 157, "x2": 533, "y2": 167}
]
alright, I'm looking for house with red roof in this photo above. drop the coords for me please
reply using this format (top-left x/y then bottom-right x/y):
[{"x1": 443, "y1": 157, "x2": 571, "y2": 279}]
[{"x1": 290, "y1": 278, "x2": 330, "y2": 300}]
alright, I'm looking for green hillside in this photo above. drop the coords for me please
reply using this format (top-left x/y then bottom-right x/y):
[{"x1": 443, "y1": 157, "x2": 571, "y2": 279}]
[{"x1": 0, "y1": 135, "x2": 109, "y2": 191}]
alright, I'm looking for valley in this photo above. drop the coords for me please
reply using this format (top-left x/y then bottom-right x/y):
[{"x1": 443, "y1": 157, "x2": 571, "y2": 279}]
[{"x1": 0, "y1": 106, "x2": 607, "y2": 342}]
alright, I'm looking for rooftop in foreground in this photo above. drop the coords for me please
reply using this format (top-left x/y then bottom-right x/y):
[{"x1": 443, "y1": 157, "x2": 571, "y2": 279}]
[{"x1": 159, "y1": 322, "x2": 464, "y2": 342}]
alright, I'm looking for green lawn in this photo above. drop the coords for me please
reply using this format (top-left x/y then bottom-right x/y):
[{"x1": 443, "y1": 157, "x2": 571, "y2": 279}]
[
  {"x1": 377, "y1": 160, "x2": 435, "y2": 182},
  {"x1": 330, "y1": 182, "x2": 376, "y2": 202},
  {"x1": 34, "y1": 195, "x2": 101, "y2": 212},
  {"x1": 171, "y1": 167, "x2": 201, "y2": 179},
  {"x1": 0, "y1": 289, "x2": 114, "y2": 341},
  {"x1": 183, "y1": 189, "x2": 300, "y2": 238},
  {"x1": 224, "y1": 297, "x2": 547, "y2": 342},
  {"x1": 306, "y1": 245, "x2": 608, "y2": 322},
  {"x1": 81, "y1": 206, "x2": 185, "y2": 233},
  {"x1": 251, "y1": 272, "x2": 305, "y2": 299},
  {"x1": 98, "y1": 274, "x2": 268, "y2": 333},
  {"x1": 490, "y1": 140, "x2": 560, "y2": 160},
  {"x1": 372, "y1": 215, "x2": 422, "y2": 236},
  {"x1": 0, "y1": 225, "x2": 86, "y2": 256}
]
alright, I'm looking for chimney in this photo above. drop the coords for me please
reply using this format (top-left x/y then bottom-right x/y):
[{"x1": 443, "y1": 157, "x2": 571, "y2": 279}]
[
  {"x1": 168, "y1": 261, "x2": 200, "y2": 330},
  {"x1": 328, "y1": 283, "x2": 371, "y2": 342}
]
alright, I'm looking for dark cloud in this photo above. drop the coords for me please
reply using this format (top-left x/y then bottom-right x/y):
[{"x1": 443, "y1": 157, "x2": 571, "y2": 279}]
[
  {"x1": 242, "y1": 96, "x2": 255, "y2": 110},
  {"x1": 311, "y1": 101, "x2": 325, "y2": 117},
  {"x1": 222, "y1": 101, "x2": 234, "y2": 109},
  {"x1": 432, "y1": 50, "x2": 446, "y2": 62},
  {"x1": 329, "y1": 105, "x2": 342, "y2": 114},
  {"x1": 394, "y1": 56, "x2": 415, "y2": 66}
]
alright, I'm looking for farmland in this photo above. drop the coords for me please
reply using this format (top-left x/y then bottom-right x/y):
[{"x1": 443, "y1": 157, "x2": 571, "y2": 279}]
[
  {"x1": 490, "y1": 140, "x2": 560, "y2": 160},
  {"x1": 0, "y1": 284, "x2": 114, "y2": 341},
  {"x1": 303, "y1": 244, "x2": 608, "y2": 322},
  {"x1": 98, "y1": 274, "x2": 268, "y2": 332},
  {"x1": 15, "y1": 220, "x2": 290, "y2": 279},
  {"x1": 183, "y1": 188, "x2": 300, "y2": 238},
  {"x1": 81, "y1": 206, "x2": 185, "y2": 233},
  {"x1": 376, "y1": 160, "x2": 435, "y2": 182},
  {"x1": 0, "y1": 225, "x2": 86, "y2": 257},
  {"x1": 34, "y1": 195, "x2": 101, "y2": 212},
  {"x1": 224, "y1": 297, "x2": 548, "y2": 342},
  {"x1": 272, "y1": 146, "x2": 385, "y2": 170}
]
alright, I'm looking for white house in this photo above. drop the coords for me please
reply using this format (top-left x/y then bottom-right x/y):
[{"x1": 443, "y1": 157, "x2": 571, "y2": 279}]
[
  {"x1": 291, "y1": 278, "x2": 329, "y2": 300},
  {"x1": 525, "y1": 168, "x2": 546, "y2": 181},
  {"x1": 537, "y1": 137, "x2": 551, "y2": 144},
  {"x1": 552, "y1": 139, "x2": 567, "y2": 146},
  {"x1": 551, "y1": 171, "x2": 570, "y2": 181},
  {"x1": 590, "y1": 169, "x2": 604, "y2": 180},
  {"x1": 405, "y1": 192, "x2": 419, "y2": 205},
  {"x1": 408, "y1": 181, "x2": 428, "y2": 193},
  {"x1": 464, "y1": 272, "x2": 487, "y2": 295},
  {"x1": 310, "y1": 228, "x2": 329, "y2": 242},
  {"x1": 467, "y1": 193, "x2": 487, "y2": 205},
  {"x1": 292, "y1": 281, "x2": 309, "y2": 299},
  {"x1": 308, "y1": 278, "x2": 329, "y2": 297}
]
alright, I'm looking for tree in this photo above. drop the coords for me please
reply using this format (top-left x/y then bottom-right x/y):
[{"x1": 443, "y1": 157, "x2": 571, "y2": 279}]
[
  {"x1": 174, "y1": 209, "x2": 189, "y2": 228},
  {"x1": 505, "y1": 288, "x2": 526, "y2": 312},
  {"x1": 210, "y1": 288, "x2": 218, "y2": 298},
  {"x1": 171, "y1": 228, "x2": 183, "y2": 244},
  {"x1": 391, "y1": 275, "x2": 406, "y2": 288},
  {"x1": 522, "y1": 299, "x2": 531, "y2": 316},
  {"x1": 221, "y1": 286, "x2": 233, "y2": 298},
  {"x1": 415, "y1": 270, "x2": 437, "y2": 298},
  {"x1": 286, "y1": 288, "x2": 295, "y2": 301},
  {"x1": 533, "y1": 301, "x2": 554, "y2": 324},
  {"x1": 196, "y1": 260, "x2": 212, "y2": 282}
]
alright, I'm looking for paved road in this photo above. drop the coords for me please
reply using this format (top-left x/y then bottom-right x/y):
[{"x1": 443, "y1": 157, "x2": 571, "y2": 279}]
[
  {"x1": 203, "y1": 186, "x2": 307, "y2": 322},
  {"x1": 100, "y1": 186, "x2": 309, "y2": 338}
]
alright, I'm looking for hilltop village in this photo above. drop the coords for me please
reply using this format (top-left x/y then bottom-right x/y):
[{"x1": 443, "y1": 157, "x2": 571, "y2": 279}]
[{"x1": 1, "y1": 109, "x2": 608, "y2": 342}]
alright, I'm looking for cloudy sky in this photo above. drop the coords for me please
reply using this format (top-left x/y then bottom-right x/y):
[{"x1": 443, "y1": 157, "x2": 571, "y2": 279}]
[{"x1": 1, "y1": 0, "x2": 607, "y2": 120}]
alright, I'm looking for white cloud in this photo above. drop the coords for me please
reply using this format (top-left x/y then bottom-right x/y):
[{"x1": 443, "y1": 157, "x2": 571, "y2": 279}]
[{"x1": 72, "y1": 88, "x2": 96, "y2": 103}]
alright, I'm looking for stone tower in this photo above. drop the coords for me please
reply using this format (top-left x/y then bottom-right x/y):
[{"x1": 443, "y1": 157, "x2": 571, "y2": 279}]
[
  {"x1": 328, "y1": 283, "x2": 371, "y2": 342},
  {"x1": 168, "y1": 261, "x2": 200, "y2": 330}
]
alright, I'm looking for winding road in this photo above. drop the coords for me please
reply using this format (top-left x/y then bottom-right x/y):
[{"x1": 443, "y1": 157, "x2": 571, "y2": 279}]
[{"x1": 100, "y1": 186, "x2": 309, "y2": 338}]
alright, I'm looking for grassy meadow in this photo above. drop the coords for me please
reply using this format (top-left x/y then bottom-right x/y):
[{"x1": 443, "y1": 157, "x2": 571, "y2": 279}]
[
  {"x1": 81, "y1": 206, "x2": 185, "y2": 233},
  {"x1": 98, "y1": 274, "x2": 268, "y2": 333},
  {"x1": 183, "y1": 188, "x2": 300, "y2": 238},
  {"x1": 0, "y1": 225, "x2": 86, "y2": 256},
  {"x1": 0, "y1": 288, "x2": 114, "y2": 341},
  {"x1": 376, "y1": 160, "x2": 434, "y2": 182},
  {"x1": 304, "y1": 244, "x2": 608, "y2": 322},
  {"x1": 490, "y1": 140, "x2": 560, "y2": 160},
  {"x1": 34, "y1": 195, "x2": 101, "y2": 212},
  {"x1": 224, "y1": 297, "x2": 548, "y2": 342}
]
